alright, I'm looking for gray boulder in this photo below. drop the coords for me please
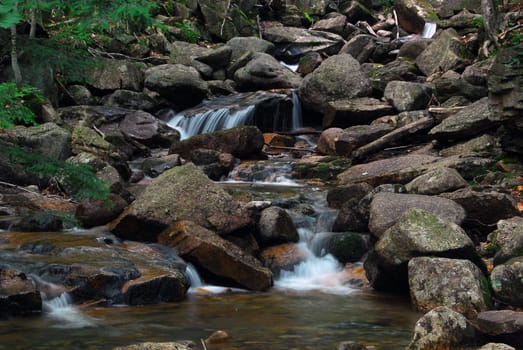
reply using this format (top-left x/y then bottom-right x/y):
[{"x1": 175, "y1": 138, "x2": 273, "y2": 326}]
[
  {"x1": 491, "y1": 218, "x2": 523, "y2": 266},
  {"x1": 406, "y1": 306, "x2": 478, "y2": 350},
  {"x1": 110, "y1": 163, "x2": 252, "y2": 241},
  {"x1": 339, "y1": 34, "x2": 377, "y2": 64},
  {"x1": 256, "y1": 206, "x2": 299, "y2": 247},
  {"x1": 6, "y1": 122, "x2": 71, "y2": 160},
  {"x1": 405, "y1": 167, "x2": 468, "y2": 195},
  {"x1": 311, "y1": 232, "x2": 369, "y2": 263},
  {"x1": 416, "y1": 28, "x2": 471, "y2": 77},
  {"x1": 333, "y1": 124, "x2": 394, "y2": 157},
  {"x1": 233, "y1": 53, "x2": 302, "y2": 91},
  {"x1": 226, "y1": 36, "x2": 276, "y2": 62},
  {"x1": 87, "y1": 58, "x2": 144, "y2": 92},
  {"x1": 408, "y1": 257, "x2": 490, "y2": 318},
  {"x1": 477, "y1": 310, "x2": 523, "y2": 349},
  {"x1": 429, "y1": 97, "x2": 496, "y2": 141},
  {"x1": 323, "y1": 98, "x2": 394, "y2": 129},
  {"x1": 490, "y1": 257, "x2": 523, "y2": 307},
  {"x1": 368, "y1": 192, "x2": 466, "y2": 237},
  {"x1": 384, "y1": 81, "x2": 433, "y2": 112},
  {"x1": 144, "y1": 64, "x2": 209, "y2": 109},
  {"x1": 102, "y1": 90, "x2": 157, "y2": 111},
  {"x1": 365, "y1": 208, "x2": 478, "y2": 292},
  {"x1": 297, "y1": 54, "x2": 372, "y2": 113}
]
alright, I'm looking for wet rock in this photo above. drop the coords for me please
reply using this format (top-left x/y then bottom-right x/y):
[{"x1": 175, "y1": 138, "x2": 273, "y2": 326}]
[
  {"x1": 327, "y1": 183, "x2": 373, "y2": 210},
  {"x1": 87, "y1": 58, "x2": 144, "y2": 92},
  {"x1": 405, "y1": 167, "x2": 468, "y2": 195},
  {"x1": 140, "y1": 154, "x2": 182, "y2": 178},
  {"x1": 102, "y1": 90, "x2": 157, "y2": 111},
  {"x1": 337, "y1": 154, "x2": 440, "y2": 187},
  {"x1": 262, "y1": 26, "x2": 344, "y2": 64},
  {"x1": 408, "y1": 257, "x2": 490, "y2": 318},
  {"x1": 439, "y1": 188, "x2": 520, "y2": 234},
  {"x1": 190, "y1": 149, "x2": 236, "y2": 181},
  {"x1": 491, "y1": 218, "x2": 523, "y2": 266},
  {"x1": 122, "y1": 273, "x2": 189, "y2": 305},
  {"x1": 233, "y1": 53, "x2": 302, "y2": 91},
  {"x1": 415, "y1": 28, "x2": 471, "y2": 77},
  {"x1": 158, "y1": 221, "x2": 273, "y2": 291},
  {"x1": 75, "y1": 193, "x2": 128, "y2": 228},
  {"x1": 477, "y1": 310, "x2": 523, "y2": 348},
  {"x1": 368, "y1": 192, "x2": 466, "y2": 237},
  {"x1": 406, "y1": 306, "x2": 478, "y2": 350},
  {"x1": 297, "y1": 54, "x2": 372, "y2": 113},
  {"x1": 256, "y1": 206, "x2": 299, "y2": 246},
  {"x1": 429, "y1": 98, "x2": 496, "y2": 142},
  {"x1": 169, "y1": 125, "x2": 264, "y2": 159},
  {"x1": 0, "y1": 268, "x2": 42, "y2": 317},
  {"x1": 490, "y1": 257, "x2": 523, "y2": 307},
  {"x1": 311, "y1": 232, "x2": 369, "y2": 263},
  {"x1": 365, "y1": 208, "x2": 477, "y2": 292},
  {"x1": 384, "y1": 81, "x2": 433, "y2": 112},
  {"x1": 260, "y1": 243, "x2": 309, "y2": 275},
  {"x1": 144, "y1": 64, "x2": 209, "y2": 110},
  {"x1": 323, "y1": 98, "x2": 394, "y2": 129},
  {"x1": 110, "y1": 163, "x2": 252, "y2": 241},
  {"x1": 317, "y1": 128, "x2": 343, "y2": 155}
]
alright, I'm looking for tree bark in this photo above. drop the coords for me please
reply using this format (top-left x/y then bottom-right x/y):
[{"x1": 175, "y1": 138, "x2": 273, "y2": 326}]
[
  {"x1": 10, "y1": 23, "x2": 22, "y2": 86},
  {"x1": 482, "y1": 0, "x2": 499, "y2": 48}
]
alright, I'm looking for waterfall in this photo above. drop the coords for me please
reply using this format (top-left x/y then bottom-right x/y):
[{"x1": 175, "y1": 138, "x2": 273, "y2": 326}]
[
  {"x1": 422, "y1": 22, "x2": 437, "y2": 39},
  {"x1": 186, "y1": 263, "x2": 203, "y2": 289},
  {"x1": 291, "y1": 91, "x2": 303, "y2": 131},
  {"x1": 168, "y1": 105, "x2": 256, "y2": 140},
  {"x1": 42, "y1": 292, "x2": 95, "y2": 328}
]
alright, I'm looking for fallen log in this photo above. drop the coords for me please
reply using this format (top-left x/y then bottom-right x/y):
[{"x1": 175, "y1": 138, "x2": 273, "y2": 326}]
[{"x1": 352, "y1": 116, "x2": 434, "y2": 160}]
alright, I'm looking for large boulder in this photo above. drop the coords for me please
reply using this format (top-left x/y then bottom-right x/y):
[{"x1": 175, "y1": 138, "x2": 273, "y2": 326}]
[
  {"x1": 368, "y1": 192, "x2": 466, "y2": 237},
  {"x1": 110, "y1": 163, "x2": 252, "y2": 241},
  {"x1": 408, "y1": 257, "x2": 490, "y2": 318},
  {"x1": 405, "y1": 167, "x2": 468, "y2": 195},
  {"x1": 226, "y1": 36, "x2": 276, "y2": 62},
  {"x1": 262, "y1": 26, "x2": 344, "y2": 63},
  {"x1": 429, "y1": 97, "x2": 497, "y2": 142},
  {"x1": 297, "y1": 54, "x2": 372, "y2": 113},
  {"x1": 311, "y1": 232, "x2": 369, "y2": 264},
  {"x1": 406, "y1": 306, "x2": 478, "y2": 350},
  {"x1": 144, "y1": 64, "x2": 209, "y2": 109},
  {"x1": 365, "y1": 208, "x2": 478, "y2": 292},
  {"x1": 233, "y1": 53, "x2": 302, "y2": 91},
  {"x1": 383, "y1": 81, "x2": 433, "y2": 112},
  {"x1": 477, "y1": 310, "x2": 523, "y2": 349},
  {"x1": 337, "y1": 154, "x2": 440, "y2": 187},
  {"x1": 87, "y1": 58, "x2": 144, "y2": 92},
  {"x1": 158, "y1": 221, "x2": 273, "y2": 291},
  {"x1": 169, "y1": 125, "x2": 264, "y2": 159},
  {"x1": 416, "y1": 28, "x2": 471, "y2": 77},
  {"x1": 440, "y1": 188, "x2": 520, "y2": 234}
]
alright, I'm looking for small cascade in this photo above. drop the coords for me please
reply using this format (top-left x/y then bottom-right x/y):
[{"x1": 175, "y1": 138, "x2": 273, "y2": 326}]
[
  {"x1": 422, "y1": 22, "x2": 437, "y2": 39},
  {"x1": 291, "y1": 91, "x2": 303, "y2": 131},
  {"x1": 168, "y1": 105, "x2": 256, "y2": 140},
  {"x1": 275, "y1": 190, "x2": 353, "y2": 294},
  {"x1": 186, "y1": 263, "x2": 203, "y2": 290},
  {"x1": 42, "y1": 292, "x2": 95, "y2": 328}
]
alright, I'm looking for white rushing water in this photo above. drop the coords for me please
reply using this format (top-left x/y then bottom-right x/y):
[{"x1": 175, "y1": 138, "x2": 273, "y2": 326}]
[{"x1": 43, "y1": 293, "x2": 96, "y2": 328}]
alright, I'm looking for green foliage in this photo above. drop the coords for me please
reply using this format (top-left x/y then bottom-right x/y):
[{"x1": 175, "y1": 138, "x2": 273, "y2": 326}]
[
  {"x1": 0, "y1": 0, "x2": 22, "y2": 28},
  {"x1": 470, "y1": 17, "x2": 484, "y2": 29},
  {"x1": 0, "y1": 82, "x2": 44, "y2": 128},
  {"x1": 303, "y1": 11, "x2": 315, "y2": 25},
  {"x1": 175, "y1": 20, "x2": 200, "y2": 43},
  {"x1": 1, "y1": 143, "x2": 110, "y2": 201}
]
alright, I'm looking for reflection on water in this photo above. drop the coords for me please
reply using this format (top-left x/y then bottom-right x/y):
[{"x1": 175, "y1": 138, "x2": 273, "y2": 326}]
[{"x1": 0, "y1": 290, "x2": 420, "y2": 349}]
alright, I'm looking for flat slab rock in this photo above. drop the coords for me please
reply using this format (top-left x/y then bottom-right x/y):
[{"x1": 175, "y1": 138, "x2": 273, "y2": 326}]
[{"x1": 477, "y1": 310, "x2": 523, "y2": 348}]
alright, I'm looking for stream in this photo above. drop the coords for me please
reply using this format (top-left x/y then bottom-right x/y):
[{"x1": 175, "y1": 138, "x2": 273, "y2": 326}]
[{"x1": 0, "y1": 96, "x2": 422, "y2": 349}]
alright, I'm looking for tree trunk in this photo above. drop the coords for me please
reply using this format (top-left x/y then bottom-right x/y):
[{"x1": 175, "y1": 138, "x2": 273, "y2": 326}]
[
  {"x1": 29, "y1": 8, "x2": 37, "y2": 38},
  {"x1": 10, "y1": 23, "x2": 23, "y2": 87},
  {"x1": 482, "y1": 0, "x2": 499, "y2": 48}
]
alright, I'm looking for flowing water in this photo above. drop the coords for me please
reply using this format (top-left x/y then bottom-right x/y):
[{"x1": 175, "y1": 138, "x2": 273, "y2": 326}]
[{"x1": 0, "y1": 95, "x2": 422, "y2": 349}]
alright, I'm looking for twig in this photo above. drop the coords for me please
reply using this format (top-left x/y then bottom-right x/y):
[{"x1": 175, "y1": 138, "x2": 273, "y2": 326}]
[
  {"x1": 257, "y1": 14, "x2": 262, "y2": 39},
  {"x1": 393, "y1": 9, "x2": 400, "y2": 39},
  {"x1": 264, "y1": 144, "x2": 315, "y2": 152},
  {"x1": 87, "y1": 47, "x2": 168, "y2": 64},
  {"x1": 92, "y1": 124, "x2": 106, "y2": 139},
  {"x1": 0, "y1": 180, "x2": 77, "y2": 203},
  {"x1": 498, "y1": 23, "x2": 523, "y2": 40},
  {"x1": 220, "y1": 0, "x2": 233, "y2": 37},
  {"x1": 200, "y1": 339, "x2": 208, "y2": 350}
]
